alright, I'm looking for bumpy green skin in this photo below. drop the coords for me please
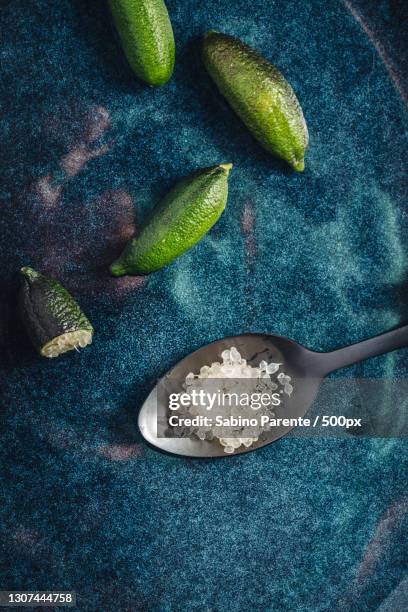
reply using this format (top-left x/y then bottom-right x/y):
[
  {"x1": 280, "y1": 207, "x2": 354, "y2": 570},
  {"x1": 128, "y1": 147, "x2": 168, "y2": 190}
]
[
  {"x1": 108, "y1": 0, "x2": 175, "y2": 86},
  {"x1": 19, "y1": 267, "x2": 93, "y2": 354},
  {"x1": 202, "y1": 32, "x2": 308, "y2": 171},
  {"x1": 110, "y1": 165, "x2": 231, "y2": 275}
]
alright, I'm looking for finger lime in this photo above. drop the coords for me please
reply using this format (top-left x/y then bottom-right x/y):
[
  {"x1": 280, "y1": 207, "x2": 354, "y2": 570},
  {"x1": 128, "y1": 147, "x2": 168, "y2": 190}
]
[
  {"x1": 110, "y1": 164, "x2": 232, "y2": 275},
  {"x1": 202, "y1": 32, "x2": 308, "y2": 171},
  {"x1": 19, "y1": 267, "x2": 93, "y2": 358},
  {"x1": 108, "y1": 0, "x2": 175, "y2": 86}
]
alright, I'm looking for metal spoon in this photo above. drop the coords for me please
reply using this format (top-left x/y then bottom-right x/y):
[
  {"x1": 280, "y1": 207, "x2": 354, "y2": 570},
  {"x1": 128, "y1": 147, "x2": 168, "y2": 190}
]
[{"x1": 138, "y1": 325, "x2": 408, "y2": 457}]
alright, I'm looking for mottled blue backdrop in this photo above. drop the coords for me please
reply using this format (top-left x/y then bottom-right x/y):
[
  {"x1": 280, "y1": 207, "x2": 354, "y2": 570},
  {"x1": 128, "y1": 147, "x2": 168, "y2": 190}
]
[{"x1": 0, "y1": 1, "x2": 407, "y2": 610}]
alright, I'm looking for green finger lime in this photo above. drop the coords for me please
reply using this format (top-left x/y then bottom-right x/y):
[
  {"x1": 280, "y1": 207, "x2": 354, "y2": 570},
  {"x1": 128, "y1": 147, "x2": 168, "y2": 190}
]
[
  {"x1": 110, "y1": 164, "x2": 232, "y2": 275},
  {"x1": 19, "y1": 267, "x2": 94, "y2": 358},
  {"x1": 108, "y1": 0, "x2": 175, "y2": 86},
  {"x1": 202, "y1": 32, "x2": 309, "y2": 171}
]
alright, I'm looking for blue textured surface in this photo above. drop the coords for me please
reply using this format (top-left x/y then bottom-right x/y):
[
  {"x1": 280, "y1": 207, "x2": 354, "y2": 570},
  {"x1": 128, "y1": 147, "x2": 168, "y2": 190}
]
[{"x1": 0, "y1": 1, "x2": 407, "y2": 610}]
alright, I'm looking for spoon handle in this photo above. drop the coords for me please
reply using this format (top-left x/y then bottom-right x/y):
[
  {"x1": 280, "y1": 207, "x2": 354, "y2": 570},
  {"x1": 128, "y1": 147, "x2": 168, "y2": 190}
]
[{"x1": 318, "y1": 324, "x2": 408, "y2": 375}]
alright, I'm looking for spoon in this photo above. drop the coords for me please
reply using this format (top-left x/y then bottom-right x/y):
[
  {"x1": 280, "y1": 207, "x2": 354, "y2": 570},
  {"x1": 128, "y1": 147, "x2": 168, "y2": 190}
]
[{"x1": 138, "y1": 325, "x2": 408, "y2": 457}]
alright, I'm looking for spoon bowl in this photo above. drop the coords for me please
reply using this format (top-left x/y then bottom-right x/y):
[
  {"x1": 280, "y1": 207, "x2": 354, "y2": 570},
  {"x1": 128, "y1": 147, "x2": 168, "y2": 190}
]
[{"x1": 138, "y1": 326, "x2": 408, "y2": 457}]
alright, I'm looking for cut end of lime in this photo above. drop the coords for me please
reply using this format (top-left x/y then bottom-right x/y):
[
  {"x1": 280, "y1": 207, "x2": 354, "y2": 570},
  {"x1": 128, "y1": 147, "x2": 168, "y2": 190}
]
[
  {"x1": 109, "y1": 262, "x2": 126, "y2": 277},
  {"x1": 219, "y1": 163, "x2": 233, "y2": 175},
  {"x1": 40, "y1": 330, "x2": 93, "y2": 358},
  {"x1": 292, "y1": 158, "x2": 305, "y2": 172}
]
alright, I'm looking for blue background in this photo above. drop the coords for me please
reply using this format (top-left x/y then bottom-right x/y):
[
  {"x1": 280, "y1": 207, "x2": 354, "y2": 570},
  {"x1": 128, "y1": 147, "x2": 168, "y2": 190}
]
[{"x1": 0, "y1": 0, "x2": 407, "y2": 610}]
